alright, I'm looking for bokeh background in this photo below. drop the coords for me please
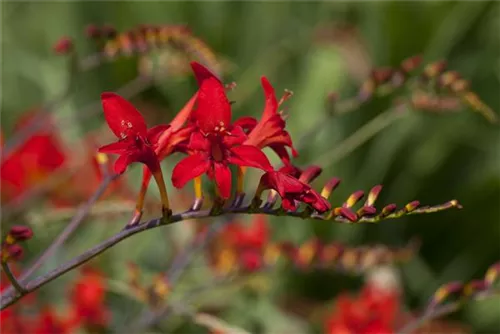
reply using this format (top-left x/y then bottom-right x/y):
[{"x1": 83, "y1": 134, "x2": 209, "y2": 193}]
[{"x1": 1, "y1": 1, "x2": 499, "y2": 333}]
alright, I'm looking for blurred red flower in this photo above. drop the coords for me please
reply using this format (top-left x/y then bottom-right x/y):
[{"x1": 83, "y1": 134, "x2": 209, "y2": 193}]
[
  {"x1": 69, "y1": 267, "x2": 109, "y2": 330},
  {"x1": 325, "y1": 279, "x2": 400, "y2": 334},
  {"x1": 1, "y1": 113, "x2": 66, "y2": 203},
  {"x1": 211, "y1": 215, "x2": 270, "y2": 273}
]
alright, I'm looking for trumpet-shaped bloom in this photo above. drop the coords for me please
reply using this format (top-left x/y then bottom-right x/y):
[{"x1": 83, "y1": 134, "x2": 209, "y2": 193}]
[
  {"x1": 172, "y1": 62, "x2": 272, "y2": 199},
  {"x1": 239, "y1": 77, "x2": 298, "y2": 164},
  {"x1": 98, "y1": 93, "x2": 169, "y2": 174}
]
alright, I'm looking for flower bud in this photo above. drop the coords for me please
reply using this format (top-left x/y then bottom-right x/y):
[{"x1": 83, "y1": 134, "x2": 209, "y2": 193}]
[
  {"x1": 53, "y1": 37, "x2": 73, "y2": 55},
  {"x1": 8, "y1": 225, "x2": 33, "y2": 242}
]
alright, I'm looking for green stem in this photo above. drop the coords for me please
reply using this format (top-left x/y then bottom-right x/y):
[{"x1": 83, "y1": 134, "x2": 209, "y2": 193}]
[{"x1": 315, "y1": 106, "x2": 408, "y2": 168}]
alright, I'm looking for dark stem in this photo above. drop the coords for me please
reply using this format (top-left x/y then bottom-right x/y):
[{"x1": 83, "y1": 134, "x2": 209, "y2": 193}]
[
  {"x1": 397, "y1": 304, "x2": 460, "y2": 334},
  {"x1": 1, "y1": 262, "x2": 26, "y2": 294},
  {"x1": 21, "y1": 173, "x2": 118, "y2": 280},
  {"x1": 0, "y1": 198, "x2": 458, "y2": 310}
]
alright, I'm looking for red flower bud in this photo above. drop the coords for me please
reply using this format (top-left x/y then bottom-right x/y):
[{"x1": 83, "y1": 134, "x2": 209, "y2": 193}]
[
  {"x1": 8, "y1": 225, "x2": 33, "y2": 242},
  {"x1": 2, "y1": 244, "x2": 23, "y2": 261},
  {"x1": 53, "y1": 37, "x2": 73, "y2": 55}
]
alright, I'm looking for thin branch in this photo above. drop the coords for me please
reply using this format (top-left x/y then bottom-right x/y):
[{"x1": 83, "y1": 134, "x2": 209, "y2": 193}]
[
  {"x1": 192, "y1": 312, "x2": 251, "y2": 334},
  {"x1": 397, "y1": 303, "x2": 460, "y2": 334},
  {"x1": 1, "y1": 262, "x2": 26, "y2": 294},
  {"x1": 0, "y1": 198, "x2": 458, "y2": 310},
  {"x1": 20, "y1": 173, "x2": 119, "y2": 280},
  {"x1": 27, "y1": 200, "x2": 137, "y2": 226},
  {"x1": 295, "y1": 97, "x2": 360, "y2": 149},
  {"x1": 125, "y1": 218, "x2": 231, "y2": 331},
  {"x1": 0, "y1": 173, "x2": 118, "y2": 303},
  {"x1": 314, "y1": 105, "x2": 408, "y2": 168},
  {"x1": 165, "y1": 218, "x2": 230, "y2": 287}
]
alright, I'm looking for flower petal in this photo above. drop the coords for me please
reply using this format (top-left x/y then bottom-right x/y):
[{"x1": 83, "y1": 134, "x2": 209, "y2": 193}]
[
  {"x1": 170, "y1": 92, "x2": 198, "y2": 132},
  {"x1": 101, "y1": 93, "x2": 147, "y2": 138},
  {"x1": 188, "y1": 131, "x2": 211, "y2": 151},
  {"x1": 147, "y1": 124, "x2": 170, "y2": 145},
  {"x1": 98, "y1": 140, "x2": 130, "y2": 154},
  {"x1": 113, "y1": 154, "x2": 132, "y2": 174},
  {"x1": 113, "y1": 147, "x2": 160, "y2": 175},
  {"x1": 233, "y1": 116, "x2": 258, "y2": 133},
  {"x1": 261, "y1": 76, "x2": 278, "y2": 121},
  {"x1": 228, "y1": 145, "x2": 272, "y2": 171},
  {"x1": 192, "y1": 65, "x2": 231, "y2": 133},
  {"x1": 282, "y1": 197, "x2": 298, "y2": 211},
  {"x1": 269, "y1": 144, "x2": 292, "y2": 165},
  {"x1": 171, "y1": 153, "x2": 210, "y2": 188},
  {"x1": 190, "y1": 62, "x2": 221, "y2": 86},
  {"x1": 214, "y1": 162, "x2": 232, "y2": 199},
  {"x1": 223, "y1": 126, "x2": 247, "y2": 147}
]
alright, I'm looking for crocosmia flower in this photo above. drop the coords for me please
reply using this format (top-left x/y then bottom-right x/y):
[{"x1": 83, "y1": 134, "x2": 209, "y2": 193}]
[
  {"x1": 325, "y1": 267, "x2": 402, "y2": 334},
  {"x1": 1, "y1": 112, "x2": 66, "y2": 203},
  {"x1": 172, "y1": 62, "x2": 273, "y2": 199},
  {"x1": 98, "y1": 93, "x2": 172, "y2": 219},
  {"x1": 241, "y1": 77, "x2": 297, "y2": 164},
  {"x1": 98, "y1": 92, "x2": 169, "y2": 174},
  {"x1": 69, "y1": 267, "x2": 109, "y2": 329}
]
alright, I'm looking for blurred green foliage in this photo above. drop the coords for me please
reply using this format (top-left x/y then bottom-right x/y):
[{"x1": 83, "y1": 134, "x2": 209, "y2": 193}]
[{"x1": 1, "y1": 1, "x2": 499, "y2": 333}]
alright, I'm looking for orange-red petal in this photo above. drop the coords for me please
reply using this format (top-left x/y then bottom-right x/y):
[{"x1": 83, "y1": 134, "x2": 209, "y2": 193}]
[{"x1": 101, "y1": 93, "x2": 147, "y2": 138}]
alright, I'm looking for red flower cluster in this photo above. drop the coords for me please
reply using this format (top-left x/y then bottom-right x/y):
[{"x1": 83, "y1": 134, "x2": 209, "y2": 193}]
[
  {"x1": 98, "y1": 61, "x2": 330, "y2": 213},
  {"x1": 1, "y1": 113, "x2": 66, "y2": 203},
  {"x1": 218, "y1": 215, "x2": 270, "y2": 272},
  {"x1": 325, "y1": 271, "x2": 401, "y2": 334},
  {"x1": 0, "y1": 267, "x2": 109, "y2": 334},
  {"x1": 0, "y1": 112, "x2": 131, "y2": 207},
  {"x1": 324, "y1": 268, "x2": 471, "y2": 334}
]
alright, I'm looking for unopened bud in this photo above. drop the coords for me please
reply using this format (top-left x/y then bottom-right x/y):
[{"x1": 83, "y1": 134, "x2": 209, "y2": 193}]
[
  {"x1": 8, "y1": 225, "x2": 33, "y2": 242},
  {"x1": 53, "y1": 37, "x2": 73, "y2": 55}
]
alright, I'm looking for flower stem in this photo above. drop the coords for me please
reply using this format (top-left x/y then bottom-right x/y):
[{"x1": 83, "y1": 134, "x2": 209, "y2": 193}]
[
  {"x1": 194, "y1": 176, "x2": 203, "y2": 200},
  {"x1": 0, "y1": 198, "x2": 459, "y2": 310},
  {"x1": 1, "y1": 262, "x2": 26, "y2": 294},
  {"x1": 236, "y1": 167, "x2": 246, "y2": 194},
  {"x1": 152, "y1": 170, "x2": 171, "y2": 219},
  {"x1": 19, "y1": 173, "x2": 118, "y2": 281},
  {"x1": 315, "y1": 106, "x2": 407, "y2": 168},
  {"x1": 127, "y1": 172, "x2": 152, "y2": 226}
]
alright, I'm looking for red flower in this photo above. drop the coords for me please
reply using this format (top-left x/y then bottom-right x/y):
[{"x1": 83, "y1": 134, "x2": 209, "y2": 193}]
[
  {"x1": 325, "y1": 274, "x2": 401, "y2": 334},
  {"x1": 133, "y1": 91, "x2": 198, "y2": 216},
  {"x1": 1, "y1": 112, "x2": 66, "y2": 202},
  {"x1": 240, "y1": 77, "x2": 297, "y2": 164},
  {"x1": 172, "y1": 62, "x2": 273, "y2": 199},
  {"x1": 69, "y1": 267, "x2": 109, "y2": 329},
  {"x1": 98, "y1": 92, "x2": 169, "y2": 174},
  {"x1": 34, "y1": 308, "x2": 72, "y2": 334},
  {"x1": 257, "y1": 168, "x2": 331, "y2": 213},
  {"x1": 215, "y1": 215, "x2": 270, "y2": 272},
  {"x1": 223, "y1": 215, "x2": 269, "y2": 249}
]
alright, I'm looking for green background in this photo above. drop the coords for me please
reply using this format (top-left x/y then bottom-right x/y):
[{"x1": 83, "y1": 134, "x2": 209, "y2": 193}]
[{"x1": 1, "y1": 1, "x2": 499, "y2": 333}]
